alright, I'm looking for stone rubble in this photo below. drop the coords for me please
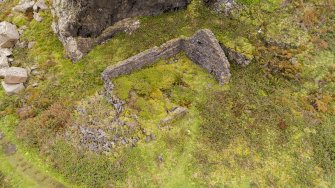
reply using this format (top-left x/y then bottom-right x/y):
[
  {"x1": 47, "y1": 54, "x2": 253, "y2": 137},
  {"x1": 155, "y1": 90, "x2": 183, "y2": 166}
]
[
  {"x1": 12, "y1": 0, "x2": 47, "y2": 22},
  {"x1": 0, "y1": 21, "x2": 28, "y2": 95},
  {"x1": 0, "y1": 0, "x2": 47, "y2": 94}
]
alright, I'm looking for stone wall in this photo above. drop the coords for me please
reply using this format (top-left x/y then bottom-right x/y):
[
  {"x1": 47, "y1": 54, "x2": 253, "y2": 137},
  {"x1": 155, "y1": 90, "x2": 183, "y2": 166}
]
[
  {"x1": 183, "y1": 29, "x2": 231, "y2": 85},
  {"x1": 102, "y1": 29, "x2": 237, "y2": 113}
]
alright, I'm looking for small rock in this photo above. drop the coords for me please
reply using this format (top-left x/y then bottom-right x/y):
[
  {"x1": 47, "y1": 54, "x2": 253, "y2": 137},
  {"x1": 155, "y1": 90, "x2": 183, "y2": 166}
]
[
  {"x1": 28, "y1": 41, "x2": 36, "y2": 49},
  {"x1": 0, "y1": 55, "x2": 9, "y2": 68},
  {"x1": 35, "y1": 0, "x2": 48, "y2": 10},
  {"x1": 157, "y1": 154, "x2": 164, "y2": 163},
  {"x1": 0, "y1": 21, "x2": 20, "y2": 48},
  {"x1": 3, "y1": 143, "x2": 17, "y2": 155},
  {"x1": 4, "y1": 67, "x2": 28, "y2": 84},
  {"x1": 18, "y1": 25, "x2": 27, "y2": 35},
  {"x1": 16, "y1": 41, "x2": 26, "y2": 48},
  {"x1": 0, "y1": 132, "x2": 4, "y2": 140},
  {"x1": 160, "y1": 107, "x2": 188, "y2": 125},
  {"x1": 145, "y1": 136, "x2": 151, "y2": 143},
  {"x1": 30, "y1": 65, "x2": 38, "y2": 70},
  {"x1": 1, "y1": 81, "x2": 25, "y2": 95},
  {"x1": 12, "y1": 1, "x2": 35, "y2": 13},
  {"x1": 32, "y1": 82, "x2": 38, "y2": 87},
  {"x1": 33, "y1": 12, "x2": 43, "y2": 22}
]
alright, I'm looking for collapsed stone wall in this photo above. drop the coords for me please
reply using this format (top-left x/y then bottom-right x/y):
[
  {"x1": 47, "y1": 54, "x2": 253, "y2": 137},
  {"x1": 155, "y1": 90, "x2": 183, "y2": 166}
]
[
  {"x1": 52, "y1": 0, "x2": 191, "y2": 61},
  {"x1": 102, "y1": 29, "x2": 248, "y2": 113}
]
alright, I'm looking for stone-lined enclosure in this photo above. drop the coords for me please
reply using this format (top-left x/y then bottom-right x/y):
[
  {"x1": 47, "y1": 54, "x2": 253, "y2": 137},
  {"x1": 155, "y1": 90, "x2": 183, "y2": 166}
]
[{"x1": 102, "y1": 29, "x2": 250, "y2": 112}]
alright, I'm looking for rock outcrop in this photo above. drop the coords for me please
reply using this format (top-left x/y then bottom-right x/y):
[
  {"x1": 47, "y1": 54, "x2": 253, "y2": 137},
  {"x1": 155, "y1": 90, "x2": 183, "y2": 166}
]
[{"x1": 52, "y1": 0, "x2": 191, "y2": 61}]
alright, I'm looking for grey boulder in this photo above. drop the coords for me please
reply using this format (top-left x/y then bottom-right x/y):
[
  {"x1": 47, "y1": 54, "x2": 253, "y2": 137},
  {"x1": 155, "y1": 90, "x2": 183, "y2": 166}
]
[
  {"x1": 4, "y1": 67, "x2": 28, "y2": 84},
  {"x1": 0, "y1": 22, "x2": 20, "y2": 48},
  {"x1": 1, "y1": 81, "x2": 25, "y2": 95}
]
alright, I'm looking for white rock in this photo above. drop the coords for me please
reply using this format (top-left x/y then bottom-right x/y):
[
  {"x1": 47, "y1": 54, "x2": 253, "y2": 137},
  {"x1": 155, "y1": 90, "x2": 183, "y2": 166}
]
[
  {"x1": 33, "y1": 12, "x2": 43, "y2": 22},
  {"x1": 0, "y1": 48, "x2": 12, "y2": 57},
  {"x1": 1, "y1": 81, "x2": 25, "y2": 95},
  {"x1": 12, "y1": 1, "x2": 35, "y2": 13},
  {"x1": 0, "y1": 22, "x2": 20, "y2": 48},
  {"x1": 35, "y1": 0, "x2": 48, "y2": 10},
  {"x1": 33, "y1": 4, "x2": 38, "y2": 12},
  {"x1": 28, "y1": 41, "x2": 36, "y2": 49},
  {"x1": 0, "y1": 55, "x2": 9, "y2": 68},
  {"x1": 4, "y1": 67, "x2": 28, "y2": 84}
]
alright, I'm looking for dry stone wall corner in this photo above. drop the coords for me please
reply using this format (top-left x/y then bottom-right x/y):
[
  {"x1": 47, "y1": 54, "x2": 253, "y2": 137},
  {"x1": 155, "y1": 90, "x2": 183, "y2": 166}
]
[{"x1": 183, "y1": 29, "x2": 231, "y2": 85}]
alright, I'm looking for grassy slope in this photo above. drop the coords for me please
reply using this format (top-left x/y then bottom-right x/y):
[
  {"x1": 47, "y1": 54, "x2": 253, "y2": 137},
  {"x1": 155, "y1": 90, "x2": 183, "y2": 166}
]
[{"x1": 0, "y1": 0, "x2": 334, "y2": 187}]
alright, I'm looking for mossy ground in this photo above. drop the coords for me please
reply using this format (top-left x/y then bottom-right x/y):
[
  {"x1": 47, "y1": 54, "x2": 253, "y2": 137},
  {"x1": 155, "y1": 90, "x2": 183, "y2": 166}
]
[{"x1": 0, "y1": 0, "x2": 334, "y2": 187}]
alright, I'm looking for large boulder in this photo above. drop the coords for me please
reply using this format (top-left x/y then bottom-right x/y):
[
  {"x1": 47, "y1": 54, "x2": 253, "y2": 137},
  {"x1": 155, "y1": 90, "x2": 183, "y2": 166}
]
[
  {"x1": 52, "y1": 0, "x2": 191, "y2": 61},
  {"x1": 4, "y1": 67, "x2": 28, "y2": 84},
  {"x1": 0, "y1": 22, "x2": 20, "y2": 48}
]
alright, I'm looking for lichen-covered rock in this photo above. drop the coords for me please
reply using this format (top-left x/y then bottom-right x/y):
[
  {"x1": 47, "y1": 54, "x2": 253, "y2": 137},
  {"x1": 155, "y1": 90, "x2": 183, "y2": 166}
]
[
  {"x1": 4, "y1": 67, "x2": 28, "y2": 84},
  {"x1": 52, "y1": 0, "x2": 191, "y2": 61},
  {"x1": 0, "y1": 22, "x2": 20, "y2": 48}
]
